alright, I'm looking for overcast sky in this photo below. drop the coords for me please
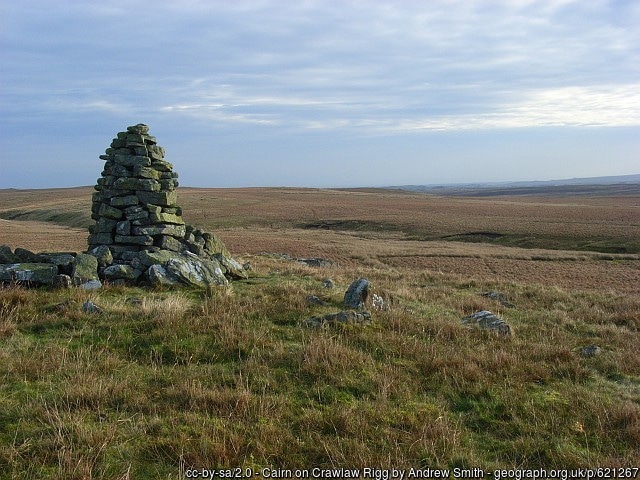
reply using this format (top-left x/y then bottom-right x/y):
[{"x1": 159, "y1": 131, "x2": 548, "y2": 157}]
[{"x1": 1, "y1": 0, "x2": 638, "y2": 188}]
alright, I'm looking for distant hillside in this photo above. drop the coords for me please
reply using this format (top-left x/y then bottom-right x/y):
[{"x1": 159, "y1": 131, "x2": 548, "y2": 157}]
[{"x1": 390, "y1": 174, "x2": 640, "y2": 196}]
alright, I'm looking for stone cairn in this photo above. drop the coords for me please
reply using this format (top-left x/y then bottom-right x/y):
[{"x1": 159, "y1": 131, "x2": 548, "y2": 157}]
[
  {"x1": 88, "y1": 123, "x2": 246, "y2": 287},
  {"x1": 0, "y1": 124, "x2": 244, "y2": 289}
]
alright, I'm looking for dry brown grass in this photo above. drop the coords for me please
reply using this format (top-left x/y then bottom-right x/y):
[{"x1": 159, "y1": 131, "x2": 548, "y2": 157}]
[{"x1": 0, "y1": 187, "x2": 638, "y2": 295}]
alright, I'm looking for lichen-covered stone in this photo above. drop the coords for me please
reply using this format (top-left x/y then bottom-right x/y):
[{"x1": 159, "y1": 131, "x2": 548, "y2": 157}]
[
  {"x1": 37, "y1": 252, "x2": 76, "y2": 275},
  {"x1": 72, "y1": 253, "x2": 99, "y2": 286},
  {"x1": 110, "y1": 195, "x2": 139, "y2": 207},
  {"x1": 165, "y1": 254, "x2": 228, "y2": 287},
  {"x1": 98, "y1": 203, "x2": 123, "y2": 220},
  {"x1": 90, "y1": 245, "x2": 113, "y2": 268},
  {"x1": 344, "y1": 278, "x2": 370, "y2": 309},
  {"x1": 114, "y1": 234, "x2": 154, "y2": 245},
  {"x1": 102, "y1": 264, "x2": 142, "y2": 281},
  {"x1": 145, "y1": 264, "x2": 179, "y2": 286},
  {"x1": 0, "y1": 263, "x2": 58, "y2": 285}
]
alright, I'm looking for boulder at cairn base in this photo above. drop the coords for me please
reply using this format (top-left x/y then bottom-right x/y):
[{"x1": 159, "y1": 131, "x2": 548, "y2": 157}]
[
  {"x1": 89, "y1": 123, "x2": 246, "y2": 287},
  {"x1": 0, "y1": 263, "x2": 58, "y2": 285}
]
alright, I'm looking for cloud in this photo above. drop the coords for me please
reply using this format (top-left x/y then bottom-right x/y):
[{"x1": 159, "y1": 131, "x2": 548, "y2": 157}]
[{"x1": 1, "y1": 0, "x2": 638, "y2": 188}]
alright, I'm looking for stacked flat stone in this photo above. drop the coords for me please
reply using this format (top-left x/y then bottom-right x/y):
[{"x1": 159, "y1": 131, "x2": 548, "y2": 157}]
[
  {"x1": 88, "y1": 124, "x2": 246, "y2": 287},
  {"x1": 89, "y1": 123, "x2": 181, "y2": 258}
]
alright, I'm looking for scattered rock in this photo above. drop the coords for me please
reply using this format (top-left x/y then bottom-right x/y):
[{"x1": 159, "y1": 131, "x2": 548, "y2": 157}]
[
  {"x1": 304, "y1": 310, "x2": 372, "y2": 327},
  {"x1": 82, "y1": 300, "x2": 103, "y2": 314},
  {"x1": 80, "y1": 279, "x2": 103, "y2": 291},
  {"x1": 52, "y1": 274, "x2": 72, "y2": 288},
  {"x1": 461, "y1": 310, "x2": 512, "y2": 336},
  {"x1": 481, "y1": 291, "x2": 516, "y2": 308},
  {"x1": 580, "y1": 344, "x2": 601, "y2": 357},
  {"x1": 298, "y1": 257, "x2": 335, "y2": 268},
  {"x1": 322, "y1": 278, "x2": 334, "y2": 289},
  {"x1": 260, "y1": 252, "x2": 336, "y2": 268},
  {"x1": 243, "y1": 261, "x2": 252, "y2": 271},
  {"x1": 307, "y1": 295, "x2": 328, "y2": 306},
  {"x1": 344, "y1": 278, "x2": 370, "y2": 309},
  {"x1": 54, "y1": 300, "x2": 73, "y2": 312}
]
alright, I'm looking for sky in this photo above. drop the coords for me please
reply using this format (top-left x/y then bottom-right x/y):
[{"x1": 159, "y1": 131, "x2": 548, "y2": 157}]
[{"x1": 1, "y1": 0, "x2": 638, "y2": 189}]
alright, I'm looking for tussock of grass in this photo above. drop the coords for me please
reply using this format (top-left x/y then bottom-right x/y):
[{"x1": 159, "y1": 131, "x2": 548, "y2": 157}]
[{"x1": 0, "y1": 256, "x2": 639, "y2": 478}]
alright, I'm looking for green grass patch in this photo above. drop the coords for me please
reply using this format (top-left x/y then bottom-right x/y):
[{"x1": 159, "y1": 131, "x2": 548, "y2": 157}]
[{"x1": 1, "y1": 260, "x2": 639, "y2": 478}]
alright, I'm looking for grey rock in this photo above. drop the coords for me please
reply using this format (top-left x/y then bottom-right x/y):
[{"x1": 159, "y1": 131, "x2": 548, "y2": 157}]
[
  {"x1": 90, "y1": 245, "x2": 113, "y2": 268},
  {"x1": 92, "y1": 217, "x2": 118, "y2": 233},
  {"x1": 110, "y1": 195, "x2": 139, "y2": 207},
  {"x1": 145, "y1": 264, "x2": 180, "y2": 286},
  {"x1": 214, "y1": 253, "x2": 248, "y2": 280},
  {"x1": 165, "y1": 253, "x2": 228, "y2": 288},
  {"x1": 158, "y1": 235, "x2": 186, "y2": 253},
  {"x1": 0, "y1": 263, "x2": 58, "y2": 285},
  {"x1": 580, "y1": 344, "x2": 601, "y2": 357},
  {"x1": 304, "y1": 310, "x2": 372, "y2": 328},
  {"x1": 138, "y1": 249, "x2": 178, "y2": 267},
  {"x1": 102, "y1": 264, "x2": 142, "y2": 281},
  {"x1": 307, "y1": 295, "x2": 328, "y2": 306},
  {"x1": 14, "y1": 248, "x2": 39, "y2": 263},
  {"x1": 127, "y1": 124, "x2": 150, "y2": 135},
  {"x1": 298, "y1": 257, "x2": 335, "y2": 268},
  {"x1": 131, "y1": 224, "x2": 185, "y2": 238},
  {"x1": 37, "y1": 253, "x2": 76, "y2": 275},
  {"x1": 72, "y1": 253, "x2": 99, "y2": 286},
  {"x1": 322, "y1": 278, "x2": 334, "y2": 289},
  {"x1": 79, "y1": 279, "x2": 102, "y2": 291},
  {"x1": 98, "y1": 203, "x2": 123, "y2": 220},
  {"x1": 135, "y1": 190, "x2": 177, "y2": 207},
  {"x1": 87, "y1": 233, "x2": 113, "y2": 245},
  {"x1": 114, "y1": 234, "x2": 154, "y2": 245},
  {"x1": 344, "y1": 278, "x2": 370, "y2": 309},
  {"x1": 114, "y1": 154, "x2": 151, "y2": 168},
  {"x1": 82, "y1": 300, "x2": 103, "y2": 314},
  {"x1": 481, "y1": 291, "x2": 516, "y2": 308},
  {"x1": 52, "y1": 274, "x2": 72, "y2": 288},
  {"x1": 461, "y1": 310, "x2": 512, "y2": 336},
  {"x1": 0, "y1": 245, "x2": 19, "y2": 264}
]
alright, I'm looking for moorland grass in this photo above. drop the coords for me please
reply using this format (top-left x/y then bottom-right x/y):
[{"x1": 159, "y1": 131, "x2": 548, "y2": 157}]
[{"x1": 1, "y1": 256, "x2": 638, "y2": 479}]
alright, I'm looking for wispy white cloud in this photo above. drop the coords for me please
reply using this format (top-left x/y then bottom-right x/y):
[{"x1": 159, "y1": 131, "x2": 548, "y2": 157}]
[{"x1": 1, "y1": 0, "x2": 638, "y2": 187}]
